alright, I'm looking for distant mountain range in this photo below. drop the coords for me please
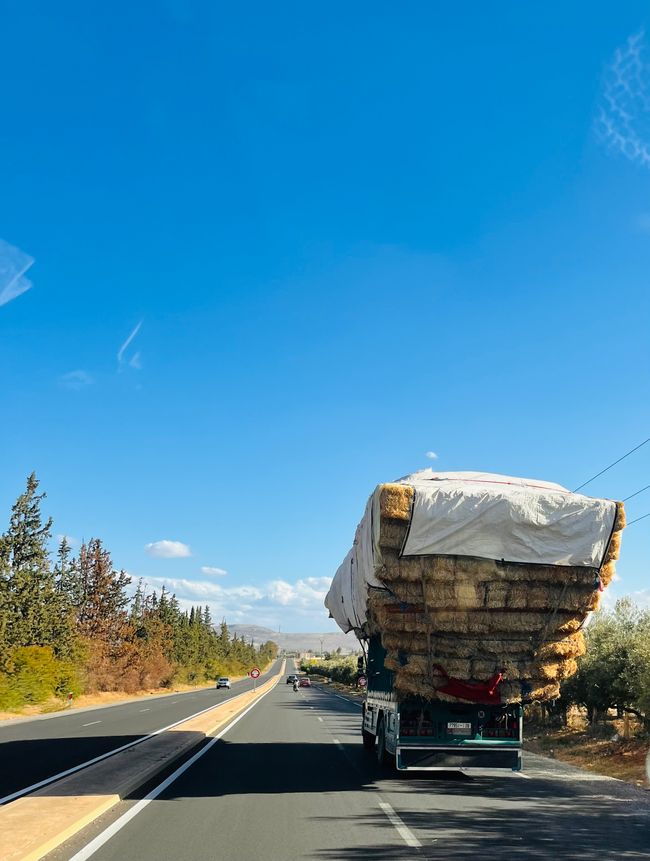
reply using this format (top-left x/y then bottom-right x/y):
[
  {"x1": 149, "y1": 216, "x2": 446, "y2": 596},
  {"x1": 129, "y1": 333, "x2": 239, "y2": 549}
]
[{"x1": 228, "y1": 624, "x2": 360, "y2": 654}]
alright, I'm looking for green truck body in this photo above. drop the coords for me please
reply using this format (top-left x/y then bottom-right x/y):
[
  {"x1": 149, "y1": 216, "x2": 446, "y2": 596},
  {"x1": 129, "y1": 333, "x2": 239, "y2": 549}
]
[{"x1": 361, "y1": 636, "x2": 523, "y2": 771}]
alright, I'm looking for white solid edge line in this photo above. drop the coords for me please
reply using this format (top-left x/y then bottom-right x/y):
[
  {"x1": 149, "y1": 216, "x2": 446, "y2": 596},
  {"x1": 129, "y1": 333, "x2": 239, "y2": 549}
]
[
  {"x1": 68, "y1": 681, "x2": 278, "y2": 861},
  {"x1": 378, "y1": 799, "x2": 422, "y2": 848},
  {"x1": 0, "y1": 666, "x2": 280, "y2": 806}
]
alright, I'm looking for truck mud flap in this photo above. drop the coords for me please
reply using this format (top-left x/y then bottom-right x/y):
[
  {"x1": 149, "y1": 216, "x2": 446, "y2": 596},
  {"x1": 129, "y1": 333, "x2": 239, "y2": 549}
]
[{"x1": 397, "y1": 746, "x2": 521, "y2": 771}]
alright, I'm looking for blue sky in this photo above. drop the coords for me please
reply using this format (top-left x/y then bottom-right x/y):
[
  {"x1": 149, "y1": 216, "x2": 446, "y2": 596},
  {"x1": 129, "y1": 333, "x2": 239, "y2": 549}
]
[{"x1": 1, "y1": 2, "x2": 649, "y2": 631}]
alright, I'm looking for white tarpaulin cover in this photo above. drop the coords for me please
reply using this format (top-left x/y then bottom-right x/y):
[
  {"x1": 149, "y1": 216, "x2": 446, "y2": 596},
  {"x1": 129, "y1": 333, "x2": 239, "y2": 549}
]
[{"x1": 325, "y1": 470, "x2": 617, "y2": 635}]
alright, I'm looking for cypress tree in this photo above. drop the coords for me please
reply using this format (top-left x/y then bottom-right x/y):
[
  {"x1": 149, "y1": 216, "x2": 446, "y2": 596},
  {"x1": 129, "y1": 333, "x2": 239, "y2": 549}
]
[{"x1": 0, "y1": 474, "x2": 75, "y2": 659}]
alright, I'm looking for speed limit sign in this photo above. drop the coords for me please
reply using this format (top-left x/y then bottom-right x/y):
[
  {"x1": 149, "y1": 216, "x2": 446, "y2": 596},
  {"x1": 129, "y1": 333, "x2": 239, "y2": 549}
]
[{"x1": 250, "y1": 667, "x2": 260, "y2": 679}]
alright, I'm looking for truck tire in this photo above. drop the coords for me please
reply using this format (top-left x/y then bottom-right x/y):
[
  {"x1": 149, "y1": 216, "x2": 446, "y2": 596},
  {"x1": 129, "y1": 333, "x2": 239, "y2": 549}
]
[
  {"x1": 376, "y1": 718, "x2": 395, "y2": 770},
  {"x1": 376, "y1": 719, "x2": 388, "y2": 765}
]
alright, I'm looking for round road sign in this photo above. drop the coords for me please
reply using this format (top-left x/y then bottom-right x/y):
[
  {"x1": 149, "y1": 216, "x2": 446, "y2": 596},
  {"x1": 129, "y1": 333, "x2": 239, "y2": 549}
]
[
  {"x1": 250, "y1": 667, "x2": 261, "y2": 679},
  {"x1": 357, "y1": 675, "x2": 367, "y2": 687}
]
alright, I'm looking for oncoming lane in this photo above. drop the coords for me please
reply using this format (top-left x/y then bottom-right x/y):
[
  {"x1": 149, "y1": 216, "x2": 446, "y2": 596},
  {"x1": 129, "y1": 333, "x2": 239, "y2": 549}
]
[{"x1": 0, "y1": 660, "x2": 281, "y2": 803}]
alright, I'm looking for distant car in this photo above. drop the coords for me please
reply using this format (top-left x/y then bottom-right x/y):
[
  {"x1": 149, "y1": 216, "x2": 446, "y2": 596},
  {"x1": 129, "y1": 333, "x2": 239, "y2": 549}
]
[
  {"x1": 286, "y1": 674, "x2": 299, "y2": 685},
  {"x1": 216, "y1": 677, "x2": 231, "y2": 689},
  {"x1": 299, "y1": 677, "x2": 311, "y2": 688}
]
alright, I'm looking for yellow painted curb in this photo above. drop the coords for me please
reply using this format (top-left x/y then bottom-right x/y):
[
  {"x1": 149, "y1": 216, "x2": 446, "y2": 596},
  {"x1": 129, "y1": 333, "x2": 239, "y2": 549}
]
[{"x1": 0, "y1": 663, "x2": 285, "y2": 861}]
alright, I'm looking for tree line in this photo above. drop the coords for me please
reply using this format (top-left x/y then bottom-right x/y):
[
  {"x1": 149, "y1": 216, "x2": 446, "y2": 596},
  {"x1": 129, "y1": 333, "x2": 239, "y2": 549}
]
[
  {"x1": 554, "y1": 597, "x2": 650, "y2": 729},
  {"x1": 0, "y1": 474, "x2": 278, "y2": 710}
]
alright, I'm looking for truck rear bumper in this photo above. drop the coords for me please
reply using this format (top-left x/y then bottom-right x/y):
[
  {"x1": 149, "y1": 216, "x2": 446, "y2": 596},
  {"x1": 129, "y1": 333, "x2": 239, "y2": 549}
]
[{"x1": 396, "y1": 745, "x2": 522, "y2": 772}]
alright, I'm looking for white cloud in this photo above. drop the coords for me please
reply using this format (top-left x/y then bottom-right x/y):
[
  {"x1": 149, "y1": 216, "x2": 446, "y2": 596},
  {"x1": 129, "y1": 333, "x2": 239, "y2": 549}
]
[
  {"x1": 59, "y1": 370, "x2": 94, "y2": 390},
  {"x1": 117, "y1": 321, "x2": 143, "y2": 369},
  {"x1": 631, "y1": 588, "x2": 650, "y2": 608},
  {"x1": 145, "y1": 540, "x2": 192, "y2": 558},
  {"x1": 425, "y1": 451, "x2": 438, "y2": 460},
  {"x1": 267, "y1": 577, "x2": 332, "y2": 608},
  {"x1": 141, "y1": 574, "x2": 334, "y2": 629},
  {"x1": 597, "y1": 30, "x2": 650, "y2": 169},
  {"x1": 201, "y1": 566, "x2": 228, "y2": 576},
  {"x1": 0, "y1": 239, "x2": 34, "y2": 307}
]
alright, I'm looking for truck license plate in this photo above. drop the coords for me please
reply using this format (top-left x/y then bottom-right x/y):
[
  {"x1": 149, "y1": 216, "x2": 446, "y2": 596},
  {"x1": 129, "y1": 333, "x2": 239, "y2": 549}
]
[{"x1": 447, "y1": 722, "x2": 472, "y2": 735}]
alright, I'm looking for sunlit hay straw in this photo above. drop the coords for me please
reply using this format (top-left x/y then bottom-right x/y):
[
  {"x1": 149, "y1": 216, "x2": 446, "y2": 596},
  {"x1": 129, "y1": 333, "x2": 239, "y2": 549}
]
[
  {"x1": 379, "y1": 483, "x2": 413, "y2": 521},
  {"x1": 535, "y1": 631, "x2": 586, "y2": 661},
  {"x1": 599, "y1": 561, "x2": 617, "y2": 588},
  {"x1": 614, "y1": 501, "x2": 626, "y2": 532}
]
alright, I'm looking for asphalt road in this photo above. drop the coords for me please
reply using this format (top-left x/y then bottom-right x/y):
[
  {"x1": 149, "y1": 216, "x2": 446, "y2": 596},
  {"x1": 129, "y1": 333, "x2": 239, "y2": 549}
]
[
  {"x1": 63, "y1": 664, "x2": 650, "y2": 861},
  {"x1": 0, "y1": 660, "x2": 282, "y2": 801}
]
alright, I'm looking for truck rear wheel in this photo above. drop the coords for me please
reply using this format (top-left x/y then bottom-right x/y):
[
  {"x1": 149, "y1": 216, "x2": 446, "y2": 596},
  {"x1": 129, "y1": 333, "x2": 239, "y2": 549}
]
[{"x1": 376, "y1": 719, "x2": 388, "y2": 766}]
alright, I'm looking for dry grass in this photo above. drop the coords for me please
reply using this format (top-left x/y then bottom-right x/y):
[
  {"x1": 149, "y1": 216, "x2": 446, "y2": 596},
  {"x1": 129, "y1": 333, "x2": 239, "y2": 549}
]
[
  {"x1": 525, "y1": 725, "x2": 649, "y2": 788},
  {"x1": 0, "y1": 675, "x2": 248, "y2": 721}
]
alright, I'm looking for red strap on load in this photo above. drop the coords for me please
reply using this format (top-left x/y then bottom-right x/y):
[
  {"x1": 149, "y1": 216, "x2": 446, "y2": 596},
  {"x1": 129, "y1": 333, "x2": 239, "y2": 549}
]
[{"x1": 433, "y1": 664, "x2": 504, "y2": 705}]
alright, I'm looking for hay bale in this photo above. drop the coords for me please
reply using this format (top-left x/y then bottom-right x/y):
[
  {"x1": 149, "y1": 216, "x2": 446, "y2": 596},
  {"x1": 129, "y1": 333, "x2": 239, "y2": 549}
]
[
  {"x1": 536, "y1": 631, "x2": 586, "y2": 661},
  {"x1": 380, "y1": 551, "x2": 601, "y2": 589},
  {"x1": 614, "y1": 501, "x2": 626, "y2": 532},
  {"x1": 500, "y1": 681, "x2": 560, "y2": 703},
  {"x1": 379, "y1": 484, "x2": 413, "y2": 521},
  {"x1": 378, "y1": 519, "x2": 409, "y2": 551},
  {"x1": 360, "y1": 497, "x2": 624, "y2": 705}
]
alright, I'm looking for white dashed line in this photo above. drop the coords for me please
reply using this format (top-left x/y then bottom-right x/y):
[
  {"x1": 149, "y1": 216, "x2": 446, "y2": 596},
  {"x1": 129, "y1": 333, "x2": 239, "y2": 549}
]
[
  {"x1": 81, "y1": 721, "x2": 102, "y2": 727},
  {"x1": 317, "y1": 716, "x2": 323, "y2": 722},
  {"x1": 139, "y1": 708, "x2": 150, "y2": 713},
  {"x1": 378, "y1": 799, "x2": 422, "y2": 848}
]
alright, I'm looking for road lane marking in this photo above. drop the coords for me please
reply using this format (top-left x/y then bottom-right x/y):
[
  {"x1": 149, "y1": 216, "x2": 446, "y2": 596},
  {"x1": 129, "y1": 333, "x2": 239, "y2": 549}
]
[
  {"x1": 81, "y1": 721, "x2": 102, "y2": 727},
  {"x1": 378, "y1": 799, "x2": 422, "y2": 848},
  {"x1": 68, "y1": 682, "x2": 279, "y2": 861},
  {"x1": 512, "y1": 771, "x2": 532, "y2": 779},
  {"x1": 0, "y1": 679, "x2": 274, "y2": 806},
  {"x1": 317, "y1": 716, "x2": 323, "y2": 722},
  {"x1": 331, "y1": 693, "x2": 363, "y2": 708},
  {"x1": 139, "y1": 708, "x2": 150, "y2": 712}
]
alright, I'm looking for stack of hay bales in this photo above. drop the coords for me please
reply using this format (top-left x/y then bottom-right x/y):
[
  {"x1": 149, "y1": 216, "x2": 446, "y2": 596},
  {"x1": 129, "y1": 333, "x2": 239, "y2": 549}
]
[{"x1": 325, "y1": 473, "x2": 624, "y2": 704}]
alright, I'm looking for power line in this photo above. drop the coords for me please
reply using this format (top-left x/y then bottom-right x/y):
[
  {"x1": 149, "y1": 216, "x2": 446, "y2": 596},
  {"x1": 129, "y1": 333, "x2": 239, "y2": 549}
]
[
  {"x1": 623, "y1": 483, "x2": 650, "y2": 502},
  {"x1": 627, "y1": 511, "x2": 650, "y2": 526},
  {"x1": 573, "y1": 435, "x2": 650, "y2": 492}
]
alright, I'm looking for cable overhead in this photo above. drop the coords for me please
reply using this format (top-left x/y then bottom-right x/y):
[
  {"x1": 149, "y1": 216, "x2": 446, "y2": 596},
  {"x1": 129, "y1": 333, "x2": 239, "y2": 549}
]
[
  {"x1": 627, "y1": 511, "x2": 650, "y2": 526},
  {"x1": 623, "y1": 483, "x2": 650, "y2": 502},
  {"x1": 573, "y1": 435, "x2": 650, "y2": 492}
]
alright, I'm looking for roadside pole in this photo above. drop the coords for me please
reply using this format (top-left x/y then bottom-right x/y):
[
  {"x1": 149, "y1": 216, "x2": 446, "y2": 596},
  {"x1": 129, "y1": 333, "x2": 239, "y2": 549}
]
[{"x1": 250, "y1": 666, "x2": 261, "y2": 691}]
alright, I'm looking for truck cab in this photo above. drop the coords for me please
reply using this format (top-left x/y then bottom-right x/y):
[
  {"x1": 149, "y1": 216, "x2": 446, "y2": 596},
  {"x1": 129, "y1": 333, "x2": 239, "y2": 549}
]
[{"x1": 360, "y1": 636, "x2": 523, "y2": 771}]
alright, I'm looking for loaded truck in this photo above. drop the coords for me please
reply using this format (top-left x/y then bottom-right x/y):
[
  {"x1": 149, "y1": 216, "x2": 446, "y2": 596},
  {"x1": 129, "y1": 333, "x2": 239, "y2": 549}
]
[
  {"x1": 324, "y1": 470, "x2": 624, "y2": 774},
  {"x1": 359, "y1": 636, "x2": 522, "y2": 771}
]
